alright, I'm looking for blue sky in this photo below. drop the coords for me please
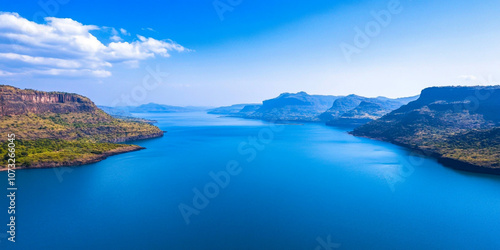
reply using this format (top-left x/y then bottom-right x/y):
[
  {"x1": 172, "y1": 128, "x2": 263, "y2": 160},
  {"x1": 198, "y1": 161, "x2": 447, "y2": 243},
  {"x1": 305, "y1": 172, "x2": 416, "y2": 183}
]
[{"x1": 1, "y1": 0, "x2": 499, "y2": 106}]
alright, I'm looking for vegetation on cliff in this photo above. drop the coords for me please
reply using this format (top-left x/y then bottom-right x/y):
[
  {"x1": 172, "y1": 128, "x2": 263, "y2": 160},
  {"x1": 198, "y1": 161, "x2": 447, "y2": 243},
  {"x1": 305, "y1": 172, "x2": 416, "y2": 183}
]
[
  {"x1": 242, "y1": 92, "x2": 339, "y2": 122},
  {"x1": 0, "y1": 85, "x2": 163, "y2": 169},
  {"x1": 320, "y1": 95, "x2": 419, "y2": 126},
  {"x1": 0, "y1": 111, "x2": 163, "y2": 142},
  {"x1": 208, "y1": 92, "x2": 418, "y2": 124},
  {"x1": 352, "y1": 86, "x2": 500, "y2": 172},
  {"x1": 0, "y1": 139, "x2": 143, "y2": 168}
]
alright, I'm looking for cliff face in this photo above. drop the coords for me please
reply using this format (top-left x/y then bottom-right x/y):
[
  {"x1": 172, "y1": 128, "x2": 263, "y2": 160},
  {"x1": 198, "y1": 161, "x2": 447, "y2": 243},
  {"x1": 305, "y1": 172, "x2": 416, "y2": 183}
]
[
  {"x1": 208, "y1": 92, "x2": 417, "y2": 124},
  {"x1": 0, "y1": 85, "x2": 98, "y2": 116},
  {"x1": 245, "y1": 92, "x2": 339, "y2": 122},
  {"x1": 320, "y1": 95, "x2": 418, "y2": 126},
  {"x1": 351, "y1": 86, "x2": 500, "y2": 173},
  {"x1": 319, "y1": 95, "x2": 367, "y2": 121},
  {"x1": 0, "y1": 85, "x2": 165, "y2": 169},
  {"x1": 399, "y1": 86, "x2": 500, "y2": 123},
  {"x1": 238, "y1": 104, "x2": 261, "y2": 116}
]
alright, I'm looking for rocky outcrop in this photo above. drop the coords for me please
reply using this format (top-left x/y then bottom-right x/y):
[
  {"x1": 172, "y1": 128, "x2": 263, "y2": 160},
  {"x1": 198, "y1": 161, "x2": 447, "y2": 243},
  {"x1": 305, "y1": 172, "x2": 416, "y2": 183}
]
[
  {"x1": 0, "y1": 85, "x2": 165, "y2": 170},
  {"x1": 210, "y1": 91, "x2": 417, "y2": 124},
  {"x1": 0, "y1": 85, "x2": 98, "y2": 116},
  {"x1": 351, "y1": 86, "x2": 500, "y2": 174},
  {"x1": 245, "y1": 92, "x2": 339, "y2": 122},
  {"x1": 237, "y1": 104, "x2": 262, "y2": 116},
  {"x1": 320, "y1": 95, "x2": 419, "y2": 126},
  {"x1": 319, "y1": 95, "x2": 366, "y2": 121}
]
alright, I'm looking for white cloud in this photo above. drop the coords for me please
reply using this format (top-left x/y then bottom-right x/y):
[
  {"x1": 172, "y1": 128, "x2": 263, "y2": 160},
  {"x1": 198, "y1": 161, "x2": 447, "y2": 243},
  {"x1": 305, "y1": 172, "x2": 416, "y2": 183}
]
[
  {"x1": 142, "y1": 27, "x2": 157, "y2": 32},
  {"x1": 458, "y1": 75, "x2": 478, "y2": 81},
  {"x1": 120, "y1": 28, "x2": 130, "y2": 36},
  {"x1": 0, "y1": 52, "x2": 83, "y2": 68},
  {"x1": 0, "y1": 12, "x2": 187, "y2": 78},
  {"x1": 0, "y1": 70, "x2": 14, "y2": 76},
  {"x1": 110, "y1": 35, "x2": 123, "y2": 42}
]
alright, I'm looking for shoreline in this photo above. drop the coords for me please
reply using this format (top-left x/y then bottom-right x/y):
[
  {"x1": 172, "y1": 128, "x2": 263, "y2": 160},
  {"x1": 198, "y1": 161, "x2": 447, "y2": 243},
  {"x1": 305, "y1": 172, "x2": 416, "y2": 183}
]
[
  {"x1": 0, "y1": 124, "x2": 165, "y2": 172},
  {"x1": 0, "y1": 145, "x2": 145, "y2": 172},
  {"x1": 211, "y1": 113, "x2": 319, "y2": 125},
  {"x1": 107, "y1": 131, "x2": 165, "y2": 143},
  {"x1": 350, "y1": 133, "x2": 500, "y2": 176}
]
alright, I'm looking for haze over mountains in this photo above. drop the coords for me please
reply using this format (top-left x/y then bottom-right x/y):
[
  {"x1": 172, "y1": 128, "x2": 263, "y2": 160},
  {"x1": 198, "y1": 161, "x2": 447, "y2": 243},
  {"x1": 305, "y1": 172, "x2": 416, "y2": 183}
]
[
  {"x1": 320, "y1": 95, "x2": 419, "y2": 126},
  {"x1": 99, "y1": 103, "x2": 206, "y2": 116},
  {"x1": 207, "y1": 91, "x2": 418, "y2": 125},
  {"x1": 4, "y1": 84, "x2": 498, "y2": 175},
  {"x1": 245, "y1": 92, "x2": 337, "y2": 122},
  {"x1": 204, "y1": 87, "x2": 500, "y2": 174},
  {"x1": 101, "y1": 92, "x2": 418, "y2": 126},
  {"x1": 208, "y1": 104, "x2": 261, "y2": 116}
]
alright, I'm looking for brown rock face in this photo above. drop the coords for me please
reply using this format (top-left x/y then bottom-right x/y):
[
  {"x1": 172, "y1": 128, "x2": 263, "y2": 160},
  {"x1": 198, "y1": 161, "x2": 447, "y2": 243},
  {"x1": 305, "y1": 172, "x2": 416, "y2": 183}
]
[{"x1": 0, "y1": 85, "x2": 98, "y2": 116}]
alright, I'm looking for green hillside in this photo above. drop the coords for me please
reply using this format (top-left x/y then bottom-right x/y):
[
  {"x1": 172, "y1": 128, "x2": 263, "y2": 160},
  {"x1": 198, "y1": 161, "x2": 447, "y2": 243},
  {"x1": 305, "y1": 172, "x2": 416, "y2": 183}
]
[
  {"x1": 0, "y1": 85, "x2": 163, "y2": 169},
  {"x1": 352, "y1": 86, "x2": 500, "y2": 173}
]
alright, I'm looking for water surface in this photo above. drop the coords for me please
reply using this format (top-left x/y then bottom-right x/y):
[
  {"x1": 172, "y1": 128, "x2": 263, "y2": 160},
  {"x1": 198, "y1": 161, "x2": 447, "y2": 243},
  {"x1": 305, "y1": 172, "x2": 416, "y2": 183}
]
[{"x1": 2, "y1": 112, "x2": 500, "y2": 249}]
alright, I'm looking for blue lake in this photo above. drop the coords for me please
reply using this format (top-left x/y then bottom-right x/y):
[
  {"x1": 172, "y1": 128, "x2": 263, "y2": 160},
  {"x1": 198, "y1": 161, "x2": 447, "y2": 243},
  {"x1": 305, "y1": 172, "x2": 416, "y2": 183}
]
[{"x1": 2, "y1": 112, "x2": 500, "y2": 249}]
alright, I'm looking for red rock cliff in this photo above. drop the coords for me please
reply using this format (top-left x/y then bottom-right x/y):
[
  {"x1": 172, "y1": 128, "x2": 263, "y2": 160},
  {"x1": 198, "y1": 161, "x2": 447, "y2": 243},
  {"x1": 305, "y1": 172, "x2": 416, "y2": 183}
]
[{"x1": 0, "y1": 85, "x2": 98, "y2": 116}]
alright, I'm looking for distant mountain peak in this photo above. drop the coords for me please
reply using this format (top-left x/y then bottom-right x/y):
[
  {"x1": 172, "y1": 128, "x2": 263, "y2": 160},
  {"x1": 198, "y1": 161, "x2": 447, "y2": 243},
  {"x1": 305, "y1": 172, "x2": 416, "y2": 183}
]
[{"x1": 319, "y1": 94, "x2": 418, "y2": 125}]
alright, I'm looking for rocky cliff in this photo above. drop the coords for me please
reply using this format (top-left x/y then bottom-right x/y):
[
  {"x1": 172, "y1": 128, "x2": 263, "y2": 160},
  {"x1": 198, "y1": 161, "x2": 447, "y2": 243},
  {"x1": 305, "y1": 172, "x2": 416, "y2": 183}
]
[
  {"x1": 320, "y1": 95, "x2": 419, "y2": 126},
  {"x1": 0, "y1": 85, "x2": 99, "y2": 116},
  {"x1": 351, "y1": 86, "x2": 500, "y2": 174},
  {"x1": 208, "y1": 92, "x2": 418, "y2": 124},
  {"x1": 245, "y1": 92, "x2": 339, "y2": 122},
  {"x1": 0, "y1": 85, "x2": 164, "y2": 170}
]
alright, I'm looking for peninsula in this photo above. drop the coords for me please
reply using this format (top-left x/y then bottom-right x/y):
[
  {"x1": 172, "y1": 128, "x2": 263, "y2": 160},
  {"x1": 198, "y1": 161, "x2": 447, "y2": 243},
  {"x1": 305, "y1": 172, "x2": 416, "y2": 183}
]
[
  {"x1": 0, "y1": 85, "x2": 164, "y2": 170},
  {"x1": 351, "y1": 86, "x2": 500, "y2": 174}
]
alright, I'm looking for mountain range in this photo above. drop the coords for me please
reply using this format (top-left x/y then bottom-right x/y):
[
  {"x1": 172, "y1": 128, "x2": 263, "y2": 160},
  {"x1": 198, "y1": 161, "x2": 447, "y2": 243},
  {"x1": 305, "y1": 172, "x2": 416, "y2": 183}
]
[
  {"x1": 99, "y1": 103, "x2": 206, "y2": 115},
  {"x1": 2, "y1": 84, "x2": 499, "y2": 175},
  {"x1": 245, "y1": 92, "x2": 338, "y2": 122},
  {"x1": 207, "y1": 87, "x2": 500, "y2": 174},
  {"x1": 209, "y1": 92, "x2": 418, "y2": 125},
  {"x1": 207, "y1": 104, "x2": 261, "y2": 116}
]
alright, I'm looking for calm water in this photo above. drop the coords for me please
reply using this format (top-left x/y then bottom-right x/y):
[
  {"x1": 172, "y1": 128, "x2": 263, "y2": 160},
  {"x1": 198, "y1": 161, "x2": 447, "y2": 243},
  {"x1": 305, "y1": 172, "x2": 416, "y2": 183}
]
[{"x1": 1, "y1": 112, "x2": 500, "y2": 249}]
